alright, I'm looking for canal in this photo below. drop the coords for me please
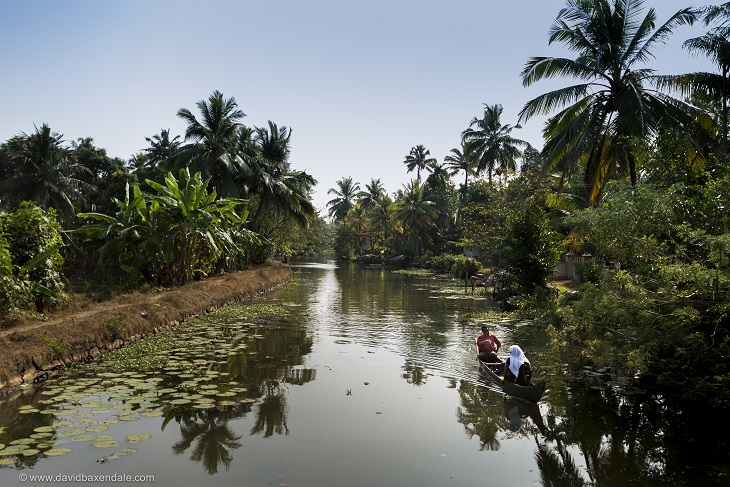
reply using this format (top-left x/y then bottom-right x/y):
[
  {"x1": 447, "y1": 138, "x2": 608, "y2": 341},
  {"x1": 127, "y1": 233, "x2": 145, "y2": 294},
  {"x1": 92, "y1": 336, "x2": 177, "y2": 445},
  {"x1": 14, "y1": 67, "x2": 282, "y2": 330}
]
[{"x1": 0, "y1": 261, "x2": 727, "y2": 486}]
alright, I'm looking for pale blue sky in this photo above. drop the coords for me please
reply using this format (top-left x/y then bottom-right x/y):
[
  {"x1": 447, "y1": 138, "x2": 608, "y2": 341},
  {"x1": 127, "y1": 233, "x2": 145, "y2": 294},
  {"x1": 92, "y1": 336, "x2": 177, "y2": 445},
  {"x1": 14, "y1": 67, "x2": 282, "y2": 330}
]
[{"x1": 0, "y1": 0, "x2": 716, "y2": 212}]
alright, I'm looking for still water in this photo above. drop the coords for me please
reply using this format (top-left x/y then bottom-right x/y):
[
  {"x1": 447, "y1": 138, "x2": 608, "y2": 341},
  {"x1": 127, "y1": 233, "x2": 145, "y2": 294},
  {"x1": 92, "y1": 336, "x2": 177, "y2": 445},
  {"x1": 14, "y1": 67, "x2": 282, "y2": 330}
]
[{"x1": 0, "y1": 261, "x2": 727, "y2": 486}]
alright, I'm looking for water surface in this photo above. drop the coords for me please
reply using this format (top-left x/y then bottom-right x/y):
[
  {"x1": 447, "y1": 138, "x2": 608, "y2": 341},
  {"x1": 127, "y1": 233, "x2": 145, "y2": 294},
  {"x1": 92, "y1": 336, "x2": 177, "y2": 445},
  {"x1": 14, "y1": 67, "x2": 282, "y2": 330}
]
[{"x1": 0, "y1": 261, "x2": 727, "y2": 486}]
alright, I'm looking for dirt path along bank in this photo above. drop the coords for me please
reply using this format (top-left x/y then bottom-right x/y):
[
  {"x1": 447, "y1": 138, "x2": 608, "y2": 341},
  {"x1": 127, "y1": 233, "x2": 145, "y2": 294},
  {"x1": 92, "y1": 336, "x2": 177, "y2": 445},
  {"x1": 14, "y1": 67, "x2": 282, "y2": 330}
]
[{"x1": 0, "y1": 263, "x2": 291, "y2": 393}]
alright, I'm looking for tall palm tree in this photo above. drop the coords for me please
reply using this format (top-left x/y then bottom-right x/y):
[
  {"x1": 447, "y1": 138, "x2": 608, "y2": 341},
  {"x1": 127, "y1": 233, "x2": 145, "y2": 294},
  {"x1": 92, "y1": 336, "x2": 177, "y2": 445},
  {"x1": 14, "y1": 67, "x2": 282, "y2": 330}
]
[
  {"x1": 403, "y1": 145, "x2": 437, "y2": 180},
  {"x1": 173, "y1": 90, "x2": 246, "y2": 197},
  {"x1": 392, "y1": 179, "x2": 437, "y2": 261},
  {"x1": 679, "y1": 3, "x2": 730, "y2": 163},
  {"x1": 245, "y1": 122, "x2": 316, "y2": 238},
  {"x1": 0, "y1": 124, "x2": 92, "y2": 224},
  {"x1": 519, "y1": 0, "x2": 699, "y2": 202},
  {"x1": 327, "y1": 177, "x2": 360, "y2": 222},
  {"x1": 444, "y1": 143, "x2": 479, "y2": 210},
  {"x1": 367, "y1": 193, "x2": 398, "y2": 253},
  {"x1": 357, "y1": 178, "x2": 386, "y2": 210},
  {"x1": 144, "y1": 128, "x2": 181, "y2": 168},
  {"x1": 462, "y1": 104, "x2": 530, "y2": 185}
]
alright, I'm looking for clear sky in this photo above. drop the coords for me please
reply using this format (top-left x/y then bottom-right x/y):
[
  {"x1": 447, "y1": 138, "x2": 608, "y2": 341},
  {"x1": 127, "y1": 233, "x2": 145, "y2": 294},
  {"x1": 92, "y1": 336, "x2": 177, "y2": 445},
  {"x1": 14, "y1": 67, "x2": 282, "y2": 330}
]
[{"x1": 0, "y1": 0, "x2": 717, "y2": 213}]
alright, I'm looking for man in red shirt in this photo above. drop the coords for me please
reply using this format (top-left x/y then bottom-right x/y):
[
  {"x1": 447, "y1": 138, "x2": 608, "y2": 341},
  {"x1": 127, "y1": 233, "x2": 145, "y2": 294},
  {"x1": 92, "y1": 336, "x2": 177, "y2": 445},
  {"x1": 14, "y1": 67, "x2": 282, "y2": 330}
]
[{"x1": 476, "y1": 325, "x2": 501, "y2": 363}]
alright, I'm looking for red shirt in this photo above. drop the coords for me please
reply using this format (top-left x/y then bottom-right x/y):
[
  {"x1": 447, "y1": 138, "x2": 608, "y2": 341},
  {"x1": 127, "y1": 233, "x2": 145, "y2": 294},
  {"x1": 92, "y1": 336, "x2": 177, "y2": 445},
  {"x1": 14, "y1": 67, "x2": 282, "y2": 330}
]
[{"x1": 477, "y1": 333, "x2": 501, "y2": 353}]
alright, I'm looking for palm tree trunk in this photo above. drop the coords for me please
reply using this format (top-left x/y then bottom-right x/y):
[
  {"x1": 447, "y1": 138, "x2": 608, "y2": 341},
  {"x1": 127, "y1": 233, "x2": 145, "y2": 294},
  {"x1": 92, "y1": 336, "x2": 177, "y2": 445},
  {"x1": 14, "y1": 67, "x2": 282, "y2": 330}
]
[
  {"x1": 722, "y1": 65, "x2": 728, "y2": 165},
  {"x1": 628, "y1": 153, "x2": 638, "y2": 189}
]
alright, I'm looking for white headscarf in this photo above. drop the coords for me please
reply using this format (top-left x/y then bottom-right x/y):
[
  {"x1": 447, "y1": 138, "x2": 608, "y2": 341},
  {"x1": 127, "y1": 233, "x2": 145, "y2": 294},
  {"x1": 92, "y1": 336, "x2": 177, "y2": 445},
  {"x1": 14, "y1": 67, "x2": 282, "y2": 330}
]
[{"x1": 509, "y1": 345, "x2": 529, "y2": 378}]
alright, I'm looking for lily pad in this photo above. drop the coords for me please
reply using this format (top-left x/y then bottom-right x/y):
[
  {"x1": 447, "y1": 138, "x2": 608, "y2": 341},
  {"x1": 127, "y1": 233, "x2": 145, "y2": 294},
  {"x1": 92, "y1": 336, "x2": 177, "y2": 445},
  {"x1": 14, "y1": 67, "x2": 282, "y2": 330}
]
[
  {"x1": 10, "y1": 438, "x2": 36, "y2": 445},
  {"x1": 44, "y1": 447, "x2": 73, "y2": 456},
  {"x1": 126, "y1": 434, "x2": 152, "y2": 444},
  {"x1": 60, "y1": 429, "x2": 86, "y2": 437},
  {"x1": 92, "y1": 440, "x2": 120, "y2": 449},
  {"x1": 30, "y1": 433, "x2": 53, "y2": 440},
  {"x1": 139, "y1": 411, "x2": 163, "y2": 417},
  {"x1": 0, "y1": 446, "x2": 30, "y2": 456},
  {"x1": 72, "y1": 434, "x2": 98, "y2": 442}
]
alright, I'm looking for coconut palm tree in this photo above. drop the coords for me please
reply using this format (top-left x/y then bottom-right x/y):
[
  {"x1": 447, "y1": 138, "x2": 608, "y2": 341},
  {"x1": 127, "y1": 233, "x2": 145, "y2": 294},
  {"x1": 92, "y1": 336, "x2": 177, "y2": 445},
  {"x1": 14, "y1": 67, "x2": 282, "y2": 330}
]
[
  {"x1": 0, "y1": 124, "x2": 92, "y2": 224},
  {"x1": 144, "y1": 128, "x2": 181, "y2": 168},
  {"x1": 367, "y1": 193, "x2": 398, "y2": 253},
  {"x1": 519, "y1": 0, "x2": 699, "y2": 202},
  {"x1": 462, "y1": 104, "x2": 530, "y2": 185},
  {"x1": 357, "y1": 178, "x2": 386, "y2": 210},
  {"x1": 444, "y1": 143, "x2": 479, "y2": 211},
  {"x1": 403, "y1": 145, "x2": 437, "y2": 180},
  {"x1": 327, "y1": 177, "x2": 360, "y2": 222},
  {"x1": 173, "y1": 90, "x2": 246, "y2": 197},
  {"x1": 245, "y1": 122, "x2": 316, "y2": 238},
  {"x1": 391, "y1": 179, "x2": 438, "y2": 261},
  {"x1": 678, "y1": 3, "x2": 730, "y2": 163}
]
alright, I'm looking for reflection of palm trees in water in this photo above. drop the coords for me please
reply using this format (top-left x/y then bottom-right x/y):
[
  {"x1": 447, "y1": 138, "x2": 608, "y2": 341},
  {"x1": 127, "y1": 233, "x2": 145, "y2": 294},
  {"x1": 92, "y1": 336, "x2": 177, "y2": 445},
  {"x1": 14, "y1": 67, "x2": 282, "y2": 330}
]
[
  {"x1": 250, "y1": 382, "x2": 289, "y2": 437},
  {"x1": 169, "y1": 410, "x2": 242, "y2": 475},
  {"x1": 455, "y1": 383, "x2": 502, "y2": 451},
  {"x1": 401, "y1": 359, "x2": 426, "y2": 385}
]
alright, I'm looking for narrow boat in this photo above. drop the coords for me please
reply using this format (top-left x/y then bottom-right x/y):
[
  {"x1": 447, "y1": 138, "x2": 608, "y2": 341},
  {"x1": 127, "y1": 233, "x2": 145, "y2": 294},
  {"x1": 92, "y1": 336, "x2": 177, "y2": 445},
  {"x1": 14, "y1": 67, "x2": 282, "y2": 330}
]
[{"x1": 476, "y1": 341, "x2": 546, "y2": 403}]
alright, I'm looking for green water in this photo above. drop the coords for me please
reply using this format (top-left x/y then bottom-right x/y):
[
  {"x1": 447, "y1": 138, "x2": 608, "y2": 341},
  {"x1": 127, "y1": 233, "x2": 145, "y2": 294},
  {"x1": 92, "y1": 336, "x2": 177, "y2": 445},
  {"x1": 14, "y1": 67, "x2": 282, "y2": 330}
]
[{"x1": 0, "y1": 261, "x2": 727, "y2": 486}]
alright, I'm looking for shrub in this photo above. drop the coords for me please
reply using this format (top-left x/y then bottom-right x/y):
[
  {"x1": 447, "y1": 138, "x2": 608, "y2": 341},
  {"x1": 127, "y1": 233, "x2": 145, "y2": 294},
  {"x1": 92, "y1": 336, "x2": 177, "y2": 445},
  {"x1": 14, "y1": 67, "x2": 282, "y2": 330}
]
[
  {"x1": 0, "y1": 202, "x2": 67, "y2": 313},
  {"x1": 426, "y1": 254, "x2": 480, "y2": 278},
  {"x1": 426, "y1": 254, "x2": 457, "y2": 274},
  {"x1": 451, "y1": 255, "x2": 480, "y2": 278}
]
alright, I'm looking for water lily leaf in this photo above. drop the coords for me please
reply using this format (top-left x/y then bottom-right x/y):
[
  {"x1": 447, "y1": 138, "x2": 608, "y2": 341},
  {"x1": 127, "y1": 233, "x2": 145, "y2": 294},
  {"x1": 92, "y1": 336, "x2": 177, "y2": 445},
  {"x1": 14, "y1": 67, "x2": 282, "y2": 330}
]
[
  {"x1": 60, "y1": 429, "x2": 86, "y2": 437},
  {"x1": 72, "y1": 435, "x2": 97, "y2": 442},
  {"x1": 0, "y1": 446, "x2": 30, "y2": 456},
  {"x1": 93, "y1": 440, "x2": 120, "y2": 448},
  {"x1": 139, "y1": 411, "x2": 163, "y2": 417},
  {"x1": 44, "y1": 447, "x2": 73, "y2": 456},
  {"x1": 10, "y1": 438, "x2": 36, "y2": 445},
  {"x1": 30, "y1": 432, "x2": 53, "y2": 440},
  {"x1": 126, "y1": 434, "x2": 151, "y2": 444}
]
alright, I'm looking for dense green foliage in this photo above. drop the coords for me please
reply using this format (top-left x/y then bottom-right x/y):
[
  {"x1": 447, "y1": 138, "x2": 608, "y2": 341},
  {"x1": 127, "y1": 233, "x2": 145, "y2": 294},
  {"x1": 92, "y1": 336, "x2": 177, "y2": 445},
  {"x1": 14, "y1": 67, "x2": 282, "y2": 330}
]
[
  {"x1": 0, "y1": 203, "x2": 66, "y2": 314},
  {"x1": 74, "y1": 169, "x2": 258, "y2": 286},
  {"x1": 0, "y1": 90, "x2": 319, "y2": 307}
]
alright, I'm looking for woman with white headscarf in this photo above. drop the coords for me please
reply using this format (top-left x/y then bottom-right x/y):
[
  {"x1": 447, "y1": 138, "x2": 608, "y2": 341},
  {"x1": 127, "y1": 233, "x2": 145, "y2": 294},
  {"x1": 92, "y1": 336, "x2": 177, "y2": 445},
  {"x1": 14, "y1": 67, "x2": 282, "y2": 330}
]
[{"x1": 503, "y1": 345, "x2": 532, "y2": 386}]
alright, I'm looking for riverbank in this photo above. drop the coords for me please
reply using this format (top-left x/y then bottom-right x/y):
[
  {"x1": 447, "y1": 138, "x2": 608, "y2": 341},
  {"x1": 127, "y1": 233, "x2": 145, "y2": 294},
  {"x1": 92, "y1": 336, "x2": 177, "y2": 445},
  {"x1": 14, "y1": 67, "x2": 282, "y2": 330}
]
[{"x1": 0, "y1": 262, "x2": 291, "y2": 394}]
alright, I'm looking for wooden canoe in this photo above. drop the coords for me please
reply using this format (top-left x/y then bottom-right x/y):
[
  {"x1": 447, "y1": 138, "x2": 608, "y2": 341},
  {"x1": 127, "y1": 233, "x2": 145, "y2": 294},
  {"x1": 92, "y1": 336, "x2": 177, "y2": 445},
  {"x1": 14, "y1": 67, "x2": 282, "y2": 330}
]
[{"x1": 475, "y1": 341, "x2": 546, "y2": 403}]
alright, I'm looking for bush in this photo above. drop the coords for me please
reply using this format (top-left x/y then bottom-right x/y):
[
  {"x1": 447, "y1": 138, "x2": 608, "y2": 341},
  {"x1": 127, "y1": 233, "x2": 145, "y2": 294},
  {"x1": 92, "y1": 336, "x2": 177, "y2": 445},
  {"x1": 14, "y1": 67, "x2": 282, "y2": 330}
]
[
  {"x1": 426, "y1": 254, "x2": 480, "y2": 278},
  {"x1": 503, "y1": 203, "x2": 561, "y2": 291},
  {"x1": 426, "y1": 254, "x2": 457, "y2": 274},
  {"x1": 0, "y1": 203, "x2": 67, "y2": 313},
  {"x1": 451, "y1": 255, "x2": 480, "y2": 278}
]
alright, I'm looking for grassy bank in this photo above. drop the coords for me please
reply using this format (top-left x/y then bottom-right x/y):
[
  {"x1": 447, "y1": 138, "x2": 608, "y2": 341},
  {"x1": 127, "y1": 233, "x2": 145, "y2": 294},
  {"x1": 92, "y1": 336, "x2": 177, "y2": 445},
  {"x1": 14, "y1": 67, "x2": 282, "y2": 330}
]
[{"x1": 0, "y1": 263, "x2": 291, "y2": 393}]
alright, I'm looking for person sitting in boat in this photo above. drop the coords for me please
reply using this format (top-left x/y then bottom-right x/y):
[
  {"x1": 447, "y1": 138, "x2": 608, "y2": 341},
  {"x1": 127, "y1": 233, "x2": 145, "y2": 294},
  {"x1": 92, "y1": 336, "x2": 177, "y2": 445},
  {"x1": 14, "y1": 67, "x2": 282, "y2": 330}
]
[
  {"x1": 503, "y1": 345, "x2": 532, "y2": 386},
  {"x1": 476, "y1": 325, "x2": 501, "y2": 363}
]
